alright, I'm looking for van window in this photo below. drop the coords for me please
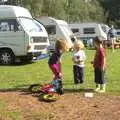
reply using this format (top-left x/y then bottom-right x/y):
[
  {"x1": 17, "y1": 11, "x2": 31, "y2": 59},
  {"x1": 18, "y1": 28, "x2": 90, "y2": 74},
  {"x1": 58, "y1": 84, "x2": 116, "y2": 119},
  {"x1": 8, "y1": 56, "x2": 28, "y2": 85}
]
[
  {"x1": 71, "y1": 28, "x2": 79, "y2": 33},
  {"x1": 117, "y1": 31, "x2": 120, "y2": 35},
  {"x1": 45, "y1": 25, "x2": 56, "y2": 35},
  {"x1": 0, "y1": 19, "x2": 20, "y2": 32},
  {"x1": 83, "y1": 28, "x2": 95, "y2": 34}
]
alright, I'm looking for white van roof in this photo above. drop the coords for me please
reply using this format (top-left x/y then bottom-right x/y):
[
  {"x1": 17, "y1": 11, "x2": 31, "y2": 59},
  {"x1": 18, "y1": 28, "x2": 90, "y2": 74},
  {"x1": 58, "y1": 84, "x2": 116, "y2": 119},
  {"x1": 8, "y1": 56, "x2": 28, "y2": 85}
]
[
  {"x1": 0, "y1": 5, "x2": 32, "y2": 18},
  {"x1": 38, "y1": 16, "x2": 68, "y2": 26},
  {"x1": 69, "y1": 23, "x2": 100, "y2": 27}
]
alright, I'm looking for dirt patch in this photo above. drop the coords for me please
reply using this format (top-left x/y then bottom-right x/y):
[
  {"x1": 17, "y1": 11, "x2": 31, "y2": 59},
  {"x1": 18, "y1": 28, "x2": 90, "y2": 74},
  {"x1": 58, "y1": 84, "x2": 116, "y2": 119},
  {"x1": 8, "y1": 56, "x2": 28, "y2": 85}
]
[{"x1": 0, "y1": 90, "x2": 120, "y2": 120}]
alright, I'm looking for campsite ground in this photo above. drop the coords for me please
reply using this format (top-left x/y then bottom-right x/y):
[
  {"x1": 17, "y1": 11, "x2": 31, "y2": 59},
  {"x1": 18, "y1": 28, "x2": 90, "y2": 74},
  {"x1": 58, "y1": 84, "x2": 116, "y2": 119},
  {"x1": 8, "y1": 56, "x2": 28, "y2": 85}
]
[
  {"x1": 0, "y1": 49, "x2": 120, "y2": 120},
  {"x1": 0, "y1": 91, "x2": 120, "y2": 120}
]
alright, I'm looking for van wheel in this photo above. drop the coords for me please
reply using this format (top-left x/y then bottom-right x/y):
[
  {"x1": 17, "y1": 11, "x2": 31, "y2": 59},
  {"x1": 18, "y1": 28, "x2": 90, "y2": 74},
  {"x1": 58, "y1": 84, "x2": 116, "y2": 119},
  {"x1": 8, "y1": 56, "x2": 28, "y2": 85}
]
[{"x1": 0, "y1": 50, "x2": 15, "y2": 65}]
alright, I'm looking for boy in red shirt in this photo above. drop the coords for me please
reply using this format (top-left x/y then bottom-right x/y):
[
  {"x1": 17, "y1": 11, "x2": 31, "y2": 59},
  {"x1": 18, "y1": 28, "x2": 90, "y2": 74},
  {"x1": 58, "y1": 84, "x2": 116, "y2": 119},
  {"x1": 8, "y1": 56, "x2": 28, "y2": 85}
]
[{"x1": 92, "y1": 36, "x2": 106, "y2": 93}]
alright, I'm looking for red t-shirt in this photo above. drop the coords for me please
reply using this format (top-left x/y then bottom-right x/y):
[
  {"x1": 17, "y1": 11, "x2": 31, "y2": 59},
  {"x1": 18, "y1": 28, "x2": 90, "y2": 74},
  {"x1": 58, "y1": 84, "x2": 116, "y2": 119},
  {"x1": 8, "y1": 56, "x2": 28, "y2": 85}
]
[{"x1": 94, "y1": 47, "x2": 105, "y2": 69}]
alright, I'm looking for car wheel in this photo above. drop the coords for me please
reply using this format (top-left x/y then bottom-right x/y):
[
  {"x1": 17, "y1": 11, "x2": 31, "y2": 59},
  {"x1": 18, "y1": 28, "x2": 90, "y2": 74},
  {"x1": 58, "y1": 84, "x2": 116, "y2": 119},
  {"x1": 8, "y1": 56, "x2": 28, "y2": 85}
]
[{"x1": 0, "y1": 50, "x2": 15, "y2": 65}]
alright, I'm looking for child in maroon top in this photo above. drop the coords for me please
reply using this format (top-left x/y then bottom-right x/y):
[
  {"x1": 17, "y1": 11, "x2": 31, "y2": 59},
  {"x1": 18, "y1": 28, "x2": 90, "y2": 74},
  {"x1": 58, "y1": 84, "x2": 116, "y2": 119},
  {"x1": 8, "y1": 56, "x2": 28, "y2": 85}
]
[{"x1": 91, "y1": 36, "x2": 106, "y2": 93}]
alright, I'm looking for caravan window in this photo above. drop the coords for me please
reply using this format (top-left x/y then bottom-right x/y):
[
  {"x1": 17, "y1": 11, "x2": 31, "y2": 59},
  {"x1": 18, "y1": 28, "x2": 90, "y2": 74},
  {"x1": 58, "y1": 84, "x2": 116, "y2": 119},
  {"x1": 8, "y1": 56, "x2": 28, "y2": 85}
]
[
  {"x1": 45, "y1": 25, "x2": 56, "y2": 35},
  {"x1": 0, "y1": 19, "x2": 20, "y2": 32},
  {"x1": 71, "y1": 28, "x2": 79, "y2": 33},
  {"x1": 117, "y1": 31, "x2": 120, "y2": 35},
  {"x1": 83, "y1": 28, "x2": 95, "y2": 34}
]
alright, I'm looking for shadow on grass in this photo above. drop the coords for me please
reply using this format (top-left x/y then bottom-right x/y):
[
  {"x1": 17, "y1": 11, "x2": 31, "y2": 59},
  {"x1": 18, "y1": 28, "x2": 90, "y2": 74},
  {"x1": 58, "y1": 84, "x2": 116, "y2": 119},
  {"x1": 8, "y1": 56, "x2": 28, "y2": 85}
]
[
  {"x1": 0, "y1": 61, "x2": 35, "y2": 67},
  {"x1": 0, "y1": 84, "x2": 33, "y2": 93},
  {"x1": 0, "y1": 83, "x2": 94, "y2": 94},
  {"x1": 64, "y1": 88, "x2": 94, "y2": 93}
]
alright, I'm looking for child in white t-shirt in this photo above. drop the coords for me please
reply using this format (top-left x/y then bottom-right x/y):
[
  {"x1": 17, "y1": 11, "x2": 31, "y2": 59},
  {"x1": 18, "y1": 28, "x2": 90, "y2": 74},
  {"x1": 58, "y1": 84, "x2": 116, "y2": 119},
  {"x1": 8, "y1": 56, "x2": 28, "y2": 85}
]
[{"x1": 72, "y1": 40, "x2": 86, "y2": 85}]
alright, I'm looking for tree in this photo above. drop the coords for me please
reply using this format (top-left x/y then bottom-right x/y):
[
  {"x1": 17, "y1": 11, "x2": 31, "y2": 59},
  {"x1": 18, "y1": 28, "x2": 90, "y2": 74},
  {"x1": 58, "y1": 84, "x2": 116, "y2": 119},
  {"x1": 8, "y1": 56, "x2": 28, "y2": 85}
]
[
  {"x1": 104, "y1": 0, "x2": 120, "y2": 27},
  {"x1": 2, "y1": 0, "x2": 107, "y2": 25}
]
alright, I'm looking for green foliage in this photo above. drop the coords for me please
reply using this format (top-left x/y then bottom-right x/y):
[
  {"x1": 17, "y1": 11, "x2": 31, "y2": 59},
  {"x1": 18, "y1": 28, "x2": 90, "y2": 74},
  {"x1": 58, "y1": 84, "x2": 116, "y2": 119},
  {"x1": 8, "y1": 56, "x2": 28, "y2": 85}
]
[
  {"x1": 5, "y1": 0, "x2": 106, "y2": 23},
  {"x1": 4, "y1": 0, "x2": 120, "y2": 26},
  {"x1": 104, "y1": 0, "x2": 120, "y2": 27}
]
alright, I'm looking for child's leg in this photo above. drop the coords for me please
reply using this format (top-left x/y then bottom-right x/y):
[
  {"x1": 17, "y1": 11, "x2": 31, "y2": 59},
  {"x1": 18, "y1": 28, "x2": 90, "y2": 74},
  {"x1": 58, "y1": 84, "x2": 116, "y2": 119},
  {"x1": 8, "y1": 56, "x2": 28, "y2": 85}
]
[
  {"x1": 78, "y1": 67, "x2": 84, "y2": 84},
  {"x1": 95, "y1": 84, "x2": 100, "y2": 92},
  {"x1": 99, "y1": 84, "x2": 106, "y2": 93},
  {"x1": 99, "y1": 70, "x2": 106, "y2": 93},
  {"x1": 51, "y1": 79, "x2": 63, "y2": 94},
  {"x1": 94, "y1": 68, "x2": 105, "y2": 92},
  {"x1": 49, "y1": 64, "x2": 63, "y2": 94},
  {"x1": 73, "y1": 65, "x2": 79, "y2": 89},
  {"x1": 94, "y1": 68, "x2": 101, "y2": 92},
  {"x1": 73, "y1": 65, "x2": 79, "y2": 84},
  {"x1": 57, "y1": 79, "x2": 63, "y2": 94},
  {"x1": 49, "y1": 64, "x2": 60, "y2": 79}
]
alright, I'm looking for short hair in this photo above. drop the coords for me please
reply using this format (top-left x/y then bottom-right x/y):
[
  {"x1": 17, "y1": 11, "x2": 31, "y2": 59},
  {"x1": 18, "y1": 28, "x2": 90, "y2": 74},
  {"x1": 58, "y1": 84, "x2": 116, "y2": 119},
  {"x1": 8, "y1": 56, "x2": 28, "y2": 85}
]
[
  {"x1": 74, "y1": 40, "x2": 84, "y2": 49},
  {"x1": 93, "y1": 36, "x2": 103, "y2": 44}
]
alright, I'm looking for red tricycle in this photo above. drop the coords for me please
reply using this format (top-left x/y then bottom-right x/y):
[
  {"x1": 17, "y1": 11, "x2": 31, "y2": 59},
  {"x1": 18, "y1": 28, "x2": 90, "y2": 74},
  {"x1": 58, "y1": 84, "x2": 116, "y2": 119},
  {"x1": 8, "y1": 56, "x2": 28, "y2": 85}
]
[{"x1": 28, "y1": 79, "x2": 63, "y2": 102}]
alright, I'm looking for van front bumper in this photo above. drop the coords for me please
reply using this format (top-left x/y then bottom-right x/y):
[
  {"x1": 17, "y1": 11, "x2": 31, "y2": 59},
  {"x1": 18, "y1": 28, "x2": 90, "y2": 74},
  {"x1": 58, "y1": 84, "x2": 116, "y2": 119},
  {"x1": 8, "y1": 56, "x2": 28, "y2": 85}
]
[{"x1": 27, "y1": 52, "x2": 42, "y2": 60}]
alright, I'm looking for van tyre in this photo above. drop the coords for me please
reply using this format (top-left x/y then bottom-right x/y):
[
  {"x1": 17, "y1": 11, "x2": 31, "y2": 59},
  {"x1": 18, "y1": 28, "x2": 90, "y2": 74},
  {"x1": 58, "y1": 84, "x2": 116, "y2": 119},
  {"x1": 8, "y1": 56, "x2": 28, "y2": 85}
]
[{"x1": 0, "y1": 50, "x2": 15, "y2": 65}]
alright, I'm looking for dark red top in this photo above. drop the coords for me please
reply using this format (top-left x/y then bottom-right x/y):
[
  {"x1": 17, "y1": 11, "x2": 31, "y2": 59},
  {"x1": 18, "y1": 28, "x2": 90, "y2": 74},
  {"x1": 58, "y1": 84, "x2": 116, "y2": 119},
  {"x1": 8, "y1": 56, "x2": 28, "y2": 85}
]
[{"x1": 94, "y1": 47, "x2": 105, "y2": 69}]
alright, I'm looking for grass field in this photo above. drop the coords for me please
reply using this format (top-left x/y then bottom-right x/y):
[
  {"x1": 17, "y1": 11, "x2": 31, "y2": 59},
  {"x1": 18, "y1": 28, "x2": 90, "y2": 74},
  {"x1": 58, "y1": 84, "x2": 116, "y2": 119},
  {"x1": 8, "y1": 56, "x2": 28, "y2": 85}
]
[
  {"x1": 0, "y1": 49, "x2": 120, "y2": 120},
  {"x1": 0, "y1": 49, "x2": 120, "y2": 94}
]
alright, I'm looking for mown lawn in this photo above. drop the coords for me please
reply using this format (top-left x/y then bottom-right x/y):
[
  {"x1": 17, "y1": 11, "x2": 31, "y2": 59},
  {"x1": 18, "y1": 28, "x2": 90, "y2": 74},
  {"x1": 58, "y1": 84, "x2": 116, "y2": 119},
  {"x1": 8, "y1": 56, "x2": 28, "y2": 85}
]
[
  {"x1": 0, "y1": 49, "x2": 120, "y2": 94},
  {"x1": 0, "y1": 49, "x2": 120, "y2": 120}
]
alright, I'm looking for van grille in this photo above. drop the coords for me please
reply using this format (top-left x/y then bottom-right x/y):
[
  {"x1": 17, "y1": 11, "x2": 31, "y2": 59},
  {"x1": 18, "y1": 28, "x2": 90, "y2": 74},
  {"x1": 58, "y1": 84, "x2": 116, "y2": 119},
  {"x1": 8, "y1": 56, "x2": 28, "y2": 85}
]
[
  {"x1": 33, "y1": 37, "x2": 47, "y2": 43},
  {"x1": 34, "y1": 45, "x2": 47, "y2": 50}
]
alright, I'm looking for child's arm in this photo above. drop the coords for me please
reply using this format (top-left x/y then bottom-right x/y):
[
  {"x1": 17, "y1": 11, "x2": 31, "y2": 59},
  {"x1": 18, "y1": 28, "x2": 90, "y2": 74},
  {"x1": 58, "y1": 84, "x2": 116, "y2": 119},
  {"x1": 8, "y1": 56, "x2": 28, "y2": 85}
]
[
  {"x1": 100, "y1": 50, "x2": 106, "y2": 71},
  {"x1": 58, "y1": 58, "x2": 61, "y2": 72},
  {"x1": 80, "y1": 51, "x2": 86, "y2": 62},
  {"x1": 72, "y1": 57, "x2": 75, "y2": 62},
  {"x1": 102, "y1": 57, "x2": 106, "y2": 71},
  {"x1": 58, "y1": 58, "x2": 62, "y2": 78},
  {"x1": 72, "y1": 56, "x2": 80, "y2": 64}
]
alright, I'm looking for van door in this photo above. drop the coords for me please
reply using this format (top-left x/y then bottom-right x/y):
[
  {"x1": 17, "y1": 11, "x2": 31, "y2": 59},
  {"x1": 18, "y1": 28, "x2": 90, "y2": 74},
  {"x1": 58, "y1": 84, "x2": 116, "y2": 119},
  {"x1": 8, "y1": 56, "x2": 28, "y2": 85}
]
[{"x1": 0, "y1": 19, "x2": 25, "y2": 56}]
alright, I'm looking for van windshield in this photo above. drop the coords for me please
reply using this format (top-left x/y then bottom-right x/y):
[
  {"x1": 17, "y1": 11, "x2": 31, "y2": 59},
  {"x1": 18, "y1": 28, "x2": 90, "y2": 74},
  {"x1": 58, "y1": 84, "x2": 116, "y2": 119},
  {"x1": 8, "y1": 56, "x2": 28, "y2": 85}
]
[{"x1": 18, "y1": 17, "x2": 43, "y2": 32}]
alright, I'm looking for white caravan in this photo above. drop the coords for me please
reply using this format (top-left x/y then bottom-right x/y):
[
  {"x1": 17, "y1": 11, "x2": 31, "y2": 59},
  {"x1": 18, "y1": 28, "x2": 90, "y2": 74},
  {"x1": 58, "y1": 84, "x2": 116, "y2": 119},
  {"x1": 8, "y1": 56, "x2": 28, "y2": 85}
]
[
  {"x1": 0, "y1": 5, "x2": 49, "y2": 64},
  {"x1": 69, "y1": 23, "x2": 110, "y2": 45},
  {"x1": 38, "y1": 17, "x2": 75, "y2": 49}
]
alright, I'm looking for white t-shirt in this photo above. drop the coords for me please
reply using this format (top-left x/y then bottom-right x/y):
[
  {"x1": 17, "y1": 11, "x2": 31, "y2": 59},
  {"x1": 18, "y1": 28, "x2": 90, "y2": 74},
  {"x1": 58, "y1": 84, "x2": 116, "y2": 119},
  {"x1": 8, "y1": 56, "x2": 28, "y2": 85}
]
[{"x1": 72, "y1": 50, "x2": 86, "y2": 67}]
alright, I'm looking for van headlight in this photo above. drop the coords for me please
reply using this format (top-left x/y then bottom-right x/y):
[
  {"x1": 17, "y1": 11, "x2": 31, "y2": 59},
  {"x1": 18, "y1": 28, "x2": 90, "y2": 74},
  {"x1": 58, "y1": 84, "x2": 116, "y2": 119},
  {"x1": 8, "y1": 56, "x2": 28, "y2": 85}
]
[{"x1": 27, "y1": 45, "x2": 31, "y2": 51}]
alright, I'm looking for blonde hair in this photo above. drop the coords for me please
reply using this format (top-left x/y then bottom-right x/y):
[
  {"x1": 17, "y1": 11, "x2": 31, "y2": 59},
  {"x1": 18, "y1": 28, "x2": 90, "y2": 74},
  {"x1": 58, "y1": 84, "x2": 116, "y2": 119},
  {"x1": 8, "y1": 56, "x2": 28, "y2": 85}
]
[
  {"x1": 55, "y1": 39, "x2": 69, "y2": 52},
  {"x1": 74, "y1": 40, "x2": 84, "y2": 49}
]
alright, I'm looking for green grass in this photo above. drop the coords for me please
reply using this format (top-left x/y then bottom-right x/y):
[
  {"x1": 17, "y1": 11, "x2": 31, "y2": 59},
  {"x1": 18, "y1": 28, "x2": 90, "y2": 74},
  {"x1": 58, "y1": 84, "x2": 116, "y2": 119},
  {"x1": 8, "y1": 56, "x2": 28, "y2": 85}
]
[
  {"x1": 0, "y1": 49, "x2": 120, "y2": 120},
  {"x1": 0, "y1": 49, "x2": 120, "y2": 94}
]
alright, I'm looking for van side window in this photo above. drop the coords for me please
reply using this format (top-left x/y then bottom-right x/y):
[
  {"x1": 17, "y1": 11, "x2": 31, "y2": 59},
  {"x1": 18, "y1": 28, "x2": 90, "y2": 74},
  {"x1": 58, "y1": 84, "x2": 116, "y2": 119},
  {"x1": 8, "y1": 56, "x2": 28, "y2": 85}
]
[
  {"x1": 45, "y1": 25, "x2": 56, "y2": 35},
  {"x1": 0, "y1": 22, "x2": 9, "y2": 31},
  {"x1": 83, "y1": 28, "x2": 95, "y2": 34},
  {"x1": 0, "y1": 19, "x2": 21, "y2": 32},
  {"x1": 71, "y1": 28, "x2": 79, "y2": 33}
]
